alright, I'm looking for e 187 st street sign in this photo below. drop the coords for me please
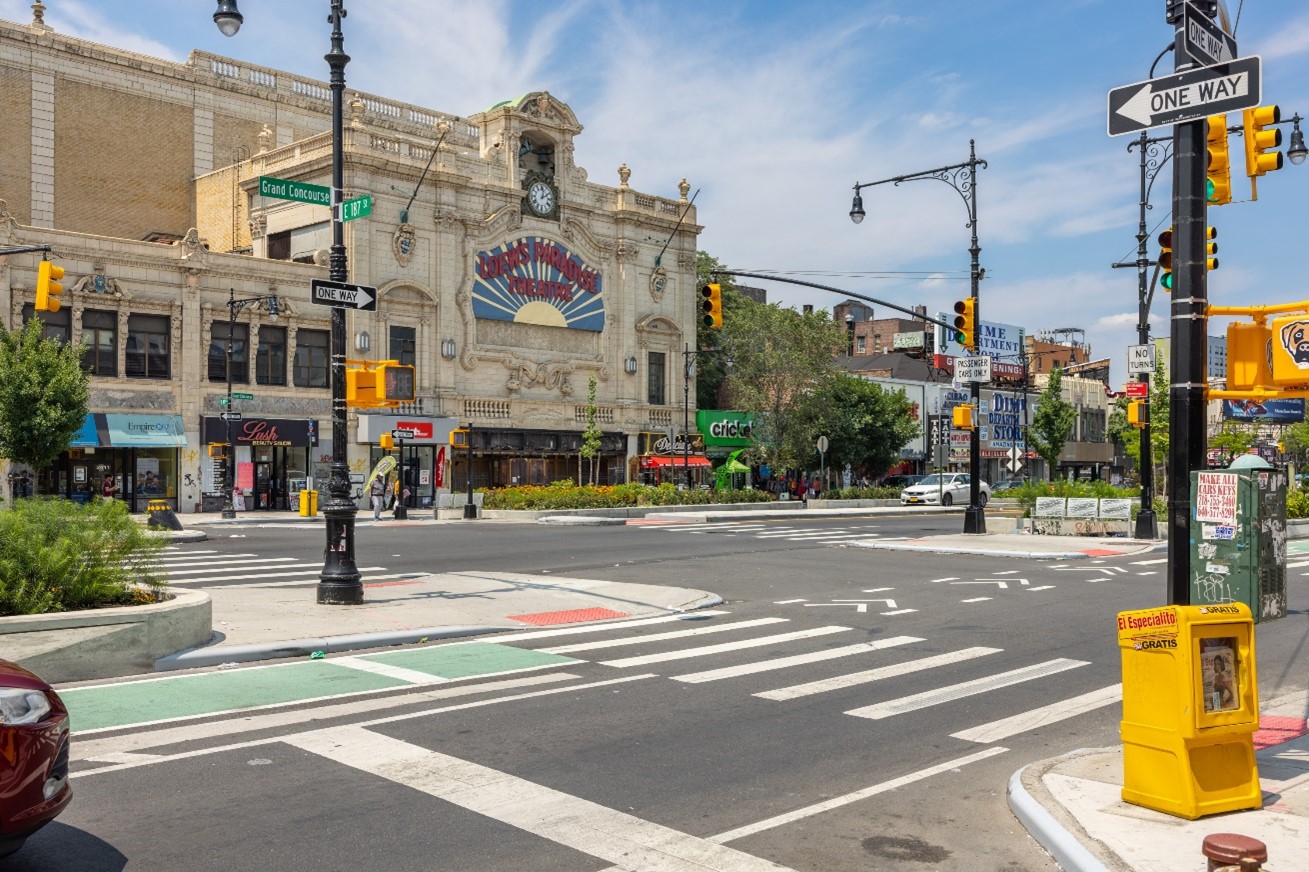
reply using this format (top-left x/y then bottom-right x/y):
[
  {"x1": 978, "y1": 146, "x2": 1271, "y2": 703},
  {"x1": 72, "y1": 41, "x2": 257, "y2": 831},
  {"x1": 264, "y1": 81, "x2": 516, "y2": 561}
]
[{"x1": 1107, "y1": 55, "x2": 1260, "y2": 136}]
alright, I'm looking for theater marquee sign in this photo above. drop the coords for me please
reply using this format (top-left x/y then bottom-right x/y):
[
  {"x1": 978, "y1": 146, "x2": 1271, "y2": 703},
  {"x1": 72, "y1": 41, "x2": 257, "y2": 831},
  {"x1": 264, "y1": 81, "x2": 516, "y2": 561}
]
[{"x1": 472, "y1": 236, "x2": 605, "y2": 332}]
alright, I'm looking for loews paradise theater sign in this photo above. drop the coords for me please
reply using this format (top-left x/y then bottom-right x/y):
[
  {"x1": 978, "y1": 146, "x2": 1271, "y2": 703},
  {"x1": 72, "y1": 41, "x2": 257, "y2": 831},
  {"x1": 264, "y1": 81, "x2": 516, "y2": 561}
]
[{"x1": 472, "y1": 236, "x2": 605, "y2": 332}]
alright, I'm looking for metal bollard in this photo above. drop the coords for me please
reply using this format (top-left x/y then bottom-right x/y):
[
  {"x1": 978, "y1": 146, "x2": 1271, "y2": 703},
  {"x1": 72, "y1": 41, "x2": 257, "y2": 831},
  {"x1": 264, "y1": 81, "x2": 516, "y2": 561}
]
[{"x1": 1202, "y1": 833, "x2": 1267, "y2": 872}]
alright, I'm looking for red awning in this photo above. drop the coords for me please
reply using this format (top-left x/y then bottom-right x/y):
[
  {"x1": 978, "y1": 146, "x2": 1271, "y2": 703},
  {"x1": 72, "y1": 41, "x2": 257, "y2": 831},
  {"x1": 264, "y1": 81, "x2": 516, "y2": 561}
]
[{"x1": 641, "y1": 454, "x2": 711, "y2": 468}]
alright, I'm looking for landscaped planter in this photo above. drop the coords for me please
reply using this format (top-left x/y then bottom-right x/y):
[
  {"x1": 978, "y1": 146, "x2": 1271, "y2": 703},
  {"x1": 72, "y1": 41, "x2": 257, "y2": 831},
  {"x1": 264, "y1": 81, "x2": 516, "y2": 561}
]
[{"x1": 0, "y1": 589, "x2": 212, "y2": 683}]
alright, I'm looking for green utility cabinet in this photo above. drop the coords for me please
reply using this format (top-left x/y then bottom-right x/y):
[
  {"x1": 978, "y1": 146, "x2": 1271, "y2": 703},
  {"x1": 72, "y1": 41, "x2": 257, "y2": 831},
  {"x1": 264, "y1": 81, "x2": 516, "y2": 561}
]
[{"x1": 1190, "y1": 455, "x2": 1287, "y2": 623}]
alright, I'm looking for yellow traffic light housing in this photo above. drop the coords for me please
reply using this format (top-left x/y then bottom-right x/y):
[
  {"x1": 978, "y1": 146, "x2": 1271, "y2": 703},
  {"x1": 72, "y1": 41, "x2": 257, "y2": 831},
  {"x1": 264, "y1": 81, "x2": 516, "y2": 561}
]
[
  {"x1": 1127, "y1": 400, "x2": 1146, "y2": 428},
  {"x1": 346, "y1": 366, "x2": 378, "y2": 405},
  {"x1": 1225, "y1": 321, "x2": 1272, "y2": 391},
  {"x1": 1243, "y1": 105, "x2": 1283, "y2": 179},
  {"x1": 1270, "y1": 313, "x2": 1309, "y2": 387},
  {"x1": 700, "y1": 283, "x2": 723, "y2": 329},
  {"x1": 35, "y1": 260, "x2": 64, "y2": 312},
  {"x1": 1205, "y1": 225, "x2": 1219, "y2": 271},
  {"x1": 380, "y1": 363, "x2": 416, "y2": 402},
  {"x1": 346, "y1": 360, "x2": 415, "y2": 407},
  {"x1": 952, "y1": 403, "x2": 975, "y2": 430},
  {"x1": 208, "y1": 443, "x2": 228, "y2": 459},
  {"x1": 952, "y1": 298, "x2": 977, "y2": 351},
  {"x1": 1206, "y1": 114, "x2": 1232, "y2": 205},
  {"x1": 450, "y1": 428, "x2": 469, "y2": 447},
  {"x1": 1158, "y1": 228, "x2": 1174, "y2": 292},
  {"x1": 379, "y1": 434, "x2": 394, "y2": 450}
]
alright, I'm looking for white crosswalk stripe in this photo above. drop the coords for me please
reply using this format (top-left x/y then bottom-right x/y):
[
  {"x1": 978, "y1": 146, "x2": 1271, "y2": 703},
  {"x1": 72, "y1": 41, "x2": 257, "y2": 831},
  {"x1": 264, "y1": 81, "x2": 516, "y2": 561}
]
[
  {"x1": 540, "y1": 617, "x2": 789, "y2": 654},
  {"x1": 672, "y1": 636, "x2": 923, "y2": 684},
  {"x1": 844, "y1": 658, "x2": 1089, "y2": 720},
  {"x1": 756, "y1": 647, "x2": 1002, "y2": 701},
  {"x1": 155, "y1": 551, "x2": 394, "y2": 586},
  {"x1": 599, "y1": 626, "x2": 853, "y2": 668},
  {"x1": 644, "y1": 520, "x2": 881, "y2": 543}
]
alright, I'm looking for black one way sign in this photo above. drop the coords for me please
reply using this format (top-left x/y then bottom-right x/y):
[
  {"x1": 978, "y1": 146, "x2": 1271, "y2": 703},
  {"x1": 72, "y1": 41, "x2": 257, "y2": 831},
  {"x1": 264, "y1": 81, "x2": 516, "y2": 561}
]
[
  {"x1": 1107, "y1": 55, "x2": 1260, "y2": 137},
  {"x1": 310, "y1": 278, "x2": 377, "y2": 311}
]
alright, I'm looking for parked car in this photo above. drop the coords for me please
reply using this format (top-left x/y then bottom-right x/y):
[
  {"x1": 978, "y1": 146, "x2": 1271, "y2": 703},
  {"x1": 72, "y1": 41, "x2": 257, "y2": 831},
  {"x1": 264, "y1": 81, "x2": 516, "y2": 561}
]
[
  {"x1": 992, "y1": 478, "x2": 1026, "y2": 493},
  {"x1": 879, "y1": 474, "x2": 925, "y2": 490},
  {"x1": 0, "y1": 659, "x2": 72, "y2": 858},
  {"x1": 900, "y1": 473, "x2": 990, "y2": 507}
]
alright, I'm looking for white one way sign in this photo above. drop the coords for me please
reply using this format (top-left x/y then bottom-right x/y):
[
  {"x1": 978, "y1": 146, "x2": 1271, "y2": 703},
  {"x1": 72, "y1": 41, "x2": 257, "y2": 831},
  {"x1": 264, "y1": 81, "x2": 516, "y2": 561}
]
[{"x1": 1108, "y1": 56, "x2": 1260, "y2": 136}]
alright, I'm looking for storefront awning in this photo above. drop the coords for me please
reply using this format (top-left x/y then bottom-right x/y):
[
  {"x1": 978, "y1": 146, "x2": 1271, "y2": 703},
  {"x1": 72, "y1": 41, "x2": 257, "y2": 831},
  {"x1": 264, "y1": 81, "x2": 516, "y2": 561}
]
[
  {"x1": 103, "y1": 414, "x2": 187, "y2": 447},
  {"x1": 641, "y1": 454, "x2": 711, "y2": 469}
]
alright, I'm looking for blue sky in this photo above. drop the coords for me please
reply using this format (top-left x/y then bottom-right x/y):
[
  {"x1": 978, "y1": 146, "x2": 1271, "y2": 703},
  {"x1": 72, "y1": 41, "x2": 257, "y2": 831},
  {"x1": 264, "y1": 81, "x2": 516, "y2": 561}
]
[{"x1": 9, "y1": 1, "x2": 1309, "y2": 385}]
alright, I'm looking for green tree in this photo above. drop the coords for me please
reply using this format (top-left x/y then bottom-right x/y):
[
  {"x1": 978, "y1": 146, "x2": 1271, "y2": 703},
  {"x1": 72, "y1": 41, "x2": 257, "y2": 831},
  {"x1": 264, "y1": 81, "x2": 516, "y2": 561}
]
[
  {"x1": 1282, "y1": 420, "x2": 1309, "y2": 468},
  {"x1": 1028, "y1": 367, "x2": 1077, "y2": 481},
  {"x1": 693, "y1": 250, "x2": 739, "y2": 409},
  {"x1": 0, "y1": 318, "x2": 90, "y2": 480},
  {"x1": 579, "y1": 375, "x2": 602, "y2": 486},
  {"x1": 1209, "y1": 419, "x2": 1255, "y2": 466},
  {"x1": 803, "y1": 374, "x2": 919, "y2": 479}
]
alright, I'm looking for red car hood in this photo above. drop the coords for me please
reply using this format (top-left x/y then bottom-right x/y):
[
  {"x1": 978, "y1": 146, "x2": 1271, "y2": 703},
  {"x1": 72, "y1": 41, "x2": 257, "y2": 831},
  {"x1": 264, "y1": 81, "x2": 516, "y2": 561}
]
[{"x1": 0, "y1": 660, "x2": 52, "y2": 693}]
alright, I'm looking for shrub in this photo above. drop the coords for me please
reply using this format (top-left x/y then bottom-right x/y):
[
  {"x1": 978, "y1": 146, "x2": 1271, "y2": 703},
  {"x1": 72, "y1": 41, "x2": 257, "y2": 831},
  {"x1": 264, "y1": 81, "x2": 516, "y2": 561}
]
[
  {"x1": 1010, "y1": 480, "x2": 1143, "y2": 518},
  {"x1": 1288, "y1": 488, "x2": 1309, "y2": 519},
  {"x1": 826, "y1": 486, "x2": 901, "y2": 500},
  {"x1": 0, "y1": 497, "x2": 167, "y2": 616}
]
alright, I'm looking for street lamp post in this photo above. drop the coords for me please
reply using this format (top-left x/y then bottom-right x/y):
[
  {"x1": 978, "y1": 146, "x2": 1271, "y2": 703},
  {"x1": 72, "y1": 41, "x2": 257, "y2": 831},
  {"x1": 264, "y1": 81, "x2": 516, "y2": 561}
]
[
  {"x1": 222, "y1": 288, "x2": 278, "y2": 519},
  {"x1": 682, "y1": 344, "x2": 726, "y2": 489},
  {"x1": 850, "y1": 140, "x2": 988, "y2": 533},
  {"x1": 215, "y1": 0, "x2": 363, "y2": 605}
]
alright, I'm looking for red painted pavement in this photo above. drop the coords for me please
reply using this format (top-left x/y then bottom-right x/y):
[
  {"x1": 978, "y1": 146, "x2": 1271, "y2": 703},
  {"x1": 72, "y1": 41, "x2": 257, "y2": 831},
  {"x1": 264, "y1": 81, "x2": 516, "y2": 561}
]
[
  {"x1": 507, "y1": 607, "x2": 631, "y2": 625},
  {"x1": 1081, "y1": 549, "x2": 1126, "y2": 557},
  {"x1": 1253, "y1": 715, "x2": 1309, "y2": 750}
]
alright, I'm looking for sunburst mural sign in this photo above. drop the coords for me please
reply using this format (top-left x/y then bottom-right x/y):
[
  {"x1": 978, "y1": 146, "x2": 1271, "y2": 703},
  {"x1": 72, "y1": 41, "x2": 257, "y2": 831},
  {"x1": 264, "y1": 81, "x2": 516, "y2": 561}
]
[{"x1": 472, "y1": 237, "x2": 605, "y2": 332}]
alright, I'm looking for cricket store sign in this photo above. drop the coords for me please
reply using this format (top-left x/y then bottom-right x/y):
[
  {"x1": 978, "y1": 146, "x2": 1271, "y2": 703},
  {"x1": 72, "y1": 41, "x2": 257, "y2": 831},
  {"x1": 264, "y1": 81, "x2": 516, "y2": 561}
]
[
  {"x1": 697, "y1": 410, "x2": 757, "y2": 447},
  {"x1": 472, "y1": 237, "x2": 605, "y2": 332}
]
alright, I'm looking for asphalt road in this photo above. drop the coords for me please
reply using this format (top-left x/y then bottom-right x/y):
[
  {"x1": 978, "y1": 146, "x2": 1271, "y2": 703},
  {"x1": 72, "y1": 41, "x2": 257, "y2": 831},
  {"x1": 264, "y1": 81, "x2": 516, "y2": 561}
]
[{"x1": 12, "y1": 513, "x2": 1308, "y2": 872}]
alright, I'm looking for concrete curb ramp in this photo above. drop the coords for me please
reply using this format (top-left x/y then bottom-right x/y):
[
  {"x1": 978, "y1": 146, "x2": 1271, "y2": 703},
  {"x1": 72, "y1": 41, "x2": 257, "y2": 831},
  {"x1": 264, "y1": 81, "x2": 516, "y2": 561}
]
[{"x1": 0, "y1": 589, "x2": 212, "y2": 683}]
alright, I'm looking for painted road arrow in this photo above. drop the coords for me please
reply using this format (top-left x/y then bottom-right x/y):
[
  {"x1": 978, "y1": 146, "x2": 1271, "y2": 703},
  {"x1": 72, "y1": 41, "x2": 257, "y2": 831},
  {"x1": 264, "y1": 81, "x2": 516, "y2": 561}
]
[
  {"x1": 310, "y1": 278, "x2": 378, "y2": 311},
  {"x1": 804, "y1": 599, "x2": 898, "y2": 613},
  {"x1": 1107, "y1": 55, "x2": 1260, "y2": 136},
  {"x1": 1052, "y1": 567, "x2": 1126, "y2": 575}
]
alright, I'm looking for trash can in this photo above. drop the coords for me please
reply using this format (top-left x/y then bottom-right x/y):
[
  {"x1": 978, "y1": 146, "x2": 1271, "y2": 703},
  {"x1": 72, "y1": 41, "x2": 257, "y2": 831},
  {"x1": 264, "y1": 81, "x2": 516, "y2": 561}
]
[
  {"x1": 1118, "y1": 602, "x2": 1260, "y2": 819},
  {"x1": 299, "y1": 489, "x2": 318, "y2": 517},
  {"x1": 1190, "y1": 455, "x2": 1287, "y2": 622},
  {"x1": 146, "y1": 499, "x2": 183, "y2": 531}
]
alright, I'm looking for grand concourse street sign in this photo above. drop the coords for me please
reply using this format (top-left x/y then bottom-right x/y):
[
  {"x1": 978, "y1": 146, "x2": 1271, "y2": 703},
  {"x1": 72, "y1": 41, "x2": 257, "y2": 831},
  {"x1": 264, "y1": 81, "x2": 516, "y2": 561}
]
[
  {"x1": 1107, "y1": 55, "x2": 1261, "y2": 136},
  {"x1": 259, "y1": 175, "x2": 331, "y2": 206}
]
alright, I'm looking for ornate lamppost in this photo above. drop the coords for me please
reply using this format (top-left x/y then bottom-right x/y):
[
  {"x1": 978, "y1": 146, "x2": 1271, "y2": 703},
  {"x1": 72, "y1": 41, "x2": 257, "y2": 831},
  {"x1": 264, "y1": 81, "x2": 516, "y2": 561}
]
[
  {"x1": 850, "y1": 140, "x2": 988, "y2": 533},
  {"x1": 215, "y1": 0, "x2": 363, "y2": 604}
]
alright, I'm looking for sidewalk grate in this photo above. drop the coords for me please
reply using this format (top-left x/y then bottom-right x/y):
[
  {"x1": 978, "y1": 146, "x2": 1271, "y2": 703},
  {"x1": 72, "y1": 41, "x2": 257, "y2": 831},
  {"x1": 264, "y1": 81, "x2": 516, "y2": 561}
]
[{"x1": 507, "y1": 607, "x2": 630, "y2": 625}]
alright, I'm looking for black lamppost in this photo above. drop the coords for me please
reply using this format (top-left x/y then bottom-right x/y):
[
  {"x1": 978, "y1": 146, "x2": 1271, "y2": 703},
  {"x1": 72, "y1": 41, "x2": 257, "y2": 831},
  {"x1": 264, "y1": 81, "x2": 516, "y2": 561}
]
[
  {"x1": 222, "y1": 288, "x2": 279, "y2": 519},
  {"x1": 682, "y1": 344, "x2": 726, "y2": 488},
  {"x1": 851, "y1": 140, "x2": 988, "y2": 533},
  {"x1": 215, "y1": 0, "x2": 363, "y2": 605},
  {"x1": 1112, "y1": 131, "x2": 1171, "y2": 540}
]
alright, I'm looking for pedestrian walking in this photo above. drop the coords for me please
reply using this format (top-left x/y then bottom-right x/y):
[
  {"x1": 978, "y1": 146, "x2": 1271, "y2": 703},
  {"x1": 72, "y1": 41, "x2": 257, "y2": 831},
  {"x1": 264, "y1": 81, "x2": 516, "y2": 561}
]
[{"x1": 370, "y1": 474, "x2": 387, "y2": 520}]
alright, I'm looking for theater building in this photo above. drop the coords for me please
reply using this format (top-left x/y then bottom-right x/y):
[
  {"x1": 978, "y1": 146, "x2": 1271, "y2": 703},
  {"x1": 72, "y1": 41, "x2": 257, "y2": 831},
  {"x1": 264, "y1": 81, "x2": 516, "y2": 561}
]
[{"x1": 0, "y1": 11, "x2": 700, "y2": 510}]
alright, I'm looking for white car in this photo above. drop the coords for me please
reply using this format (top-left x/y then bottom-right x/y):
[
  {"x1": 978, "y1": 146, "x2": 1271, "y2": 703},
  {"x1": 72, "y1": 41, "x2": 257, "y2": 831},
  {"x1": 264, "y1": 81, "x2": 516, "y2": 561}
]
[{"x1": 900, "y1": 473, "x2": 990, "y2": 507}]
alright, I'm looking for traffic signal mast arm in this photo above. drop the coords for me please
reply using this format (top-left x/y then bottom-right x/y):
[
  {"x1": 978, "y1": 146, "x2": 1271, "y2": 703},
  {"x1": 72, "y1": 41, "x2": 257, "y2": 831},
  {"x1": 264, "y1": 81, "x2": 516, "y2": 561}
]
[{"x1": 1209, "y1": 299, "x2": 1309, "y2": 400}]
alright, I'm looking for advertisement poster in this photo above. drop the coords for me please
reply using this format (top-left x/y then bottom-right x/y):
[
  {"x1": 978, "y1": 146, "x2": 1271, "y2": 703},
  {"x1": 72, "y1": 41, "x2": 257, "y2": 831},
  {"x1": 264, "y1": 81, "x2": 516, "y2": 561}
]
[
  {"x1": 1195, "y1": 472, "x2": 1238, "y2": 525},
  {"x1": 1200, "y1": 638, "x2": 1239, "y2": 713}
]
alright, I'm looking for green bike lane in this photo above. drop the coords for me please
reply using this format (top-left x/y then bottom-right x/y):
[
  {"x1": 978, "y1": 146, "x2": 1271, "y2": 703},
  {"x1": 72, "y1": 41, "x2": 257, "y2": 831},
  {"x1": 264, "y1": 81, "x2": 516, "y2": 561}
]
[{"x1": 61, "y1": 641, "x2": 581, "y2": 732}]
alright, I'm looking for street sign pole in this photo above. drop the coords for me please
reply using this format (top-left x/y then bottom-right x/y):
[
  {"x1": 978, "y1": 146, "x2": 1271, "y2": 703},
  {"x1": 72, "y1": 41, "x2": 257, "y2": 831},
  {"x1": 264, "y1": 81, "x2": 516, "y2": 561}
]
[{"x1": 1167, "y1": 23, "x2": 1210, "y2": 606}]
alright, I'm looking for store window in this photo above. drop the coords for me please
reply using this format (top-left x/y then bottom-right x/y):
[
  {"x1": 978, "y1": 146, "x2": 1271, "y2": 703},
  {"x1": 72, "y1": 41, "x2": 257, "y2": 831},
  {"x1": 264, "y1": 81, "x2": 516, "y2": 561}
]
[
  {"x1": 132, "y1": 449, "x2": 176, "y2": 514},
  {"x1": 20, "y1": 304, "x2": 70, "y2": 343},
  {"x1": 256, "y1": 325, "x2": 287, "y2": 386},
  {"x1": 293, "y1": 329, "x2": 330, "y2": 388},
  {"x1": 208, "y1": 321, "x2": 249, "y2": 383},
  {"x1": 647, "y1": 351, "x2": 666, "y2": 406},
  {"x1": 125, "y1": 314, "x2": 170, "y2": 379},
  {"x1": 81, "y1": 309, "x2": 117, "y2": 376},
  {"x1": 389, "y1": 325, "x2": 416, "y2": 366}
]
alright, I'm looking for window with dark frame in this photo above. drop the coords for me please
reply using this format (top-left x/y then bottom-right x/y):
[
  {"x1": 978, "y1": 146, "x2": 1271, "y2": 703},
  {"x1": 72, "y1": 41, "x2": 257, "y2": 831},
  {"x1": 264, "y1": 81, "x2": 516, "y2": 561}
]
[
  {"x1": 125, "y1": 314, "x2": 170, "y2": 379},
  {"x1": 80, "y1": 309, "x2": 117, "y2": 376},
  {"x1": 207, "y1": 320, "x2": 249, "y2": 383},
  {"x1": 293, "y1": 328, "x2": 330, "y2": 388},
  {"x1": 647, "y1": 351, "x2": 666, "y2": 406},
  {"x1": 20, "y1": 304, "x2": 71, "y2": 344},
  {"x1": 256, "y1": 325, "x2": 287, "y2": 386},
  {"x1": 389, "y1": 325, "x2": 416, "y2": 366}
]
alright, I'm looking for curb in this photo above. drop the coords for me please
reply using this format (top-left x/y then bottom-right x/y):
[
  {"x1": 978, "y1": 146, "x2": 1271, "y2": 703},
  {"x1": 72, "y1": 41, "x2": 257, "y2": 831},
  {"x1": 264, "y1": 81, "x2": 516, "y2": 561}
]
[
  {"x1": 537, "y1": 516, "x2": 627, "y2": 526},
  {"x1": 154, "y1": 624, "x2": 513, "y2": 671},
  {"x1": 1007, "y1": 763, "x2": 1113, "y2": 872}
]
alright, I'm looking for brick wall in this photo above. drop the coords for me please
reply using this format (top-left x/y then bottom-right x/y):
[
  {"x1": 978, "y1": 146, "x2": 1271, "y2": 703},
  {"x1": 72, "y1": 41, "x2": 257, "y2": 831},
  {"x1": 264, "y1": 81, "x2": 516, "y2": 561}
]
[{"x1": 0, "y1": 64, "x2": 32, "y2": 221}]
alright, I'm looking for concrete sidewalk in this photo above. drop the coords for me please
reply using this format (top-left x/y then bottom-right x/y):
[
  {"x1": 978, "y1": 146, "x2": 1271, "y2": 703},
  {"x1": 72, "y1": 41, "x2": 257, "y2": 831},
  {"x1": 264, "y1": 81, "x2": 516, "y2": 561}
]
[{"x1": 1009, "y1": 691, "x2": 1309, "y2": 872}]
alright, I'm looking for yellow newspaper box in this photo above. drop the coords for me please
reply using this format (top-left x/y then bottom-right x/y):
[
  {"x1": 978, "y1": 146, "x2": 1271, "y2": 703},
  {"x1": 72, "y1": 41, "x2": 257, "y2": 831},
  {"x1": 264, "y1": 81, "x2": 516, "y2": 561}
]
[{"x1": 1118, "y1": 603, "x2": 1260, "y2": 819}]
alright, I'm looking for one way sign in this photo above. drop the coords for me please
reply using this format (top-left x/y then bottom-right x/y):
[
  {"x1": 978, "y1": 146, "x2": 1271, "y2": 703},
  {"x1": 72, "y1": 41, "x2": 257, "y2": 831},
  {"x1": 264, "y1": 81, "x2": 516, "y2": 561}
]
[
  {"x1": 310, "y1": 278, "x2": 378, "y2": 311},
  {"x1": 1107, "y1": 55, "x2": 1260, "y2": 136}
]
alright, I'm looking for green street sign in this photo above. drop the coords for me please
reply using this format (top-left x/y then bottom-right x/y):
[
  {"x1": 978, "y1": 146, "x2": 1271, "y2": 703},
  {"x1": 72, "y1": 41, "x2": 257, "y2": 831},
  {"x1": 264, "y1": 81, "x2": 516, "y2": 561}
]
[
  {"x1": 219, "y1": 397, "x2": 230, "y2": 406},
  {"x1": 232, "y1": 392, "x2": 254, "y2": 400},
  {"x1": 258, "y1": 175, "x2": 331, "y2": 206},
  {"x1": 340, "y1": 194, "x2": 372, "y2": 222}
]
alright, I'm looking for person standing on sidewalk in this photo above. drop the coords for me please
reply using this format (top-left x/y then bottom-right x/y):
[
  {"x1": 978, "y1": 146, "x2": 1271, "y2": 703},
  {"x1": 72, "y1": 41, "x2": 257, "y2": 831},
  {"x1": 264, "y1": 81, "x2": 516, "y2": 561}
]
[{"x1": 370, "y1": 474, "x2": 387, "y2": 521}]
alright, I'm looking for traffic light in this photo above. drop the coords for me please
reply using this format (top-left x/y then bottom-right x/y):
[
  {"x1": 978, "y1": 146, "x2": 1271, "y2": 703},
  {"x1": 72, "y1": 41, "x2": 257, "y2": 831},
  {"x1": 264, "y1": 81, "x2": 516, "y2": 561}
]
[
  {"x1": 1205, "y1": 225, "x2": 1218, "y2": 271},
  {"x1": 952, "y1": 404, "x2": 975, "y2": 430},
  {"x1": 952, "y1": 298, "x2": 977, "y2": 351},
  {"x1": 208, "y1": 443, "x2": 228, "y2": 459},
  {"x1": 379, "y1": 363, "x2": 416, "y2": 402},
  {"x1": 700, "y1": 283, "x2": 722, "y2": 329},
  {"x1": 1158, "y1": 228, "x2": 1174, "y2": 292},
  {"x1": 450, "y1": 428, "x2": 468, "y2": 447},
  {"x1": 1127, "y1": 401, "x2": 1146, "y2": 428},
  {"x1": 1243, "y1": 105, "x2": 1283, "y2": 178},
  {"x1": 346, "y1": 366, "x2": 377, "y2": 405},
  {"x1": 1206, "y1": 114, "x2": 1232, "y2": 205},
  {"x1": 35, "y1": 260, "x2": 64, "y2": 312},
  {"x1": 1226, "y1": 321, "x2": 1272, "y2": 391},
  {"x1": 379, "y1": 434, "x2": 394, "y2": 450}
]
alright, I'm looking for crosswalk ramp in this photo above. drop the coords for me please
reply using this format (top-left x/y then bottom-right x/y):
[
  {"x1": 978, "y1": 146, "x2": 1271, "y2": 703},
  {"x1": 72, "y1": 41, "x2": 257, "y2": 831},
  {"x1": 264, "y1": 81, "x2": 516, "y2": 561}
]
[
  {"x1": 494, "y1": 610, "x2": 1120, "y2": 744},
  {"x1": 152, "y1": 547, "x2": 405, "y2": 587},
  {"x1": 638, "y1": 520, "x2": 888, "y2": 544}
]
